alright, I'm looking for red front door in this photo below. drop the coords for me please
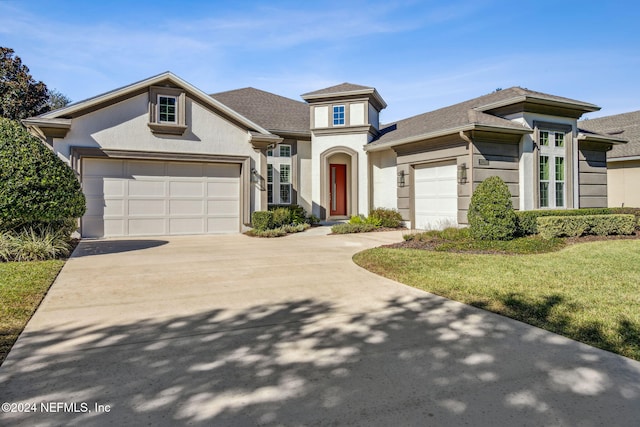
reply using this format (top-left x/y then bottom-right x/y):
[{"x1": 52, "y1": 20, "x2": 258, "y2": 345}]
[{"x1": 330, "y1": 164, "x2": 347, "y2": 216}]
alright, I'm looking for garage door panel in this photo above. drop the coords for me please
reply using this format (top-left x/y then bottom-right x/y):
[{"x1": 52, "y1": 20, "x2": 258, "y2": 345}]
[
  {"x1": 168, "y1": 162, "x2": 204, "y2": 177},
  {"x1": 83, "y1": 159, "x2": 124, "y2": 177},
  {"x1": 128, "y1": 180, "x2": 165, "y2": 197},
  {"x1": 170, "y1": 218, "x2": 205, "y2": 235},
  {"x1": 82, "y1": 158, "x2": 241, "y2": 238},
  {"x1": 103, "y1": 199, "x2": 125, "y2": 216},
  {"x1": 208, "y1": 199, "x2": 239, "y2": 216},
  {"x1": 208, "y1": 217, "x2": 239, "y2": 234},
  {"x1": 414, "y1": 163, "x2": 458, "y2": 230},
  {"x1": 205, "y1": 163, "x2": 238, "y2": 177},
  {"x1": 128, "y1": 199, "x2": 165, "y2": 216},
  {"x1": 169, "y1": 181, "x2": 204, "y2": 197},
  {"x1": 103, "y1": 219, "x2": 124, "y2": 237},
  {"x1": 127, "y1": 160, "x2": 166, "y2": 177},
  {"x1": 170, "y1": 200, "x2": 204, "y2": 215},
  {"x1": 208, "y1": 180, "x2": 239, "y2": 194},
  {"x1": 128, "y1": 218, "x2": 166, "y2": 236}
]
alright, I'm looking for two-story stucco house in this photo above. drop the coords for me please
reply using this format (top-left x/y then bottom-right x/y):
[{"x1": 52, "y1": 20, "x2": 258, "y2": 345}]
[{"x1": 23, "y1": 72, "x2": 625, "y2": 238}]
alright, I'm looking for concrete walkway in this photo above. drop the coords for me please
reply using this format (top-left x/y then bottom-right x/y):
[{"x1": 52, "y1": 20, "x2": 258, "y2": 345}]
[{"x1": 1, "y1": 228, "x2": 639, "y2": 426}]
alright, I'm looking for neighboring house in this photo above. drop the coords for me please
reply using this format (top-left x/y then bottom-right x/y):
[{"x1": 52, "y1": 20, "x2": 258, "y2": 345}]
[
  {"x1": 22, "y1": 72, "x2": 624, "y2": 238},
  {"x1": 578, "y1": 111, "x2": 640, "y2": 208}
]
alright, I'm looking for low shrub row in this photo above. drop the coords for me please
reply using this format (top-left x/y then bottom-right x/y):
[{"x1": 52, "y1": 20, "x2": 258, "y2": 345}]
[
  {"x1": 537, "y1": 214, "x2": 636, "y2": 239},
  {"x1": 250, "y1": 205, "x2": 317, "y2": 237},
  {"x1": 517, "y1": 207, "x2": 640, "y2": 235},
  {"x1": 330, "y1": 208, "x2": 404, "y2": 234}
]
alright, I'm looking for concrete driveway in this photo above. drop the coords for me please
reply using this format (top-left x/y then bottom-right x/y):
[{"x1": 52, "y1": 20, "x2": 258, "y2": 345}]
[{"x1": 1, "y1": 228, "x2": 639, "y2": 426}]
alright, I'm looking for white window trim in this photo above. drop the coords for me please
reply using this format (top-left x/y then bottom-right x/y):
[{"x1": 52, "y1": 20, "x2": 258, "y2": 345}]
[
  {"x1": 539, "y1": 130, "x2": 566, "y2": 209},
  {"x1": 266, "y1": 144, "x2": 293, "y2": 205},
  {"x1": 157, "y1": 94, "x2": 178, "y2": 124}
]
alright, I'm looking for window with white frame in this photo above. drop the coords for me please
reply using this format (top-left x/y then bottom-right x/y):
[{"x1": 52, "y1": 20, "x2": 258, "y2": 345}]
[
  {"x1": 267, "y1": 164, "x2": 273, "y2": 204},
  {"x1": 266, "y1": 144, "x2": 292, "y2": 205},
  {"x1": 158, "y1": 95, "x2": 177, "y2": 123},
  {"x1": 539, "y1": 130, "x2": 566, "y2": 208},
  {"x1": 333, "y1": 105, "x2": 345, "y2": 126}
]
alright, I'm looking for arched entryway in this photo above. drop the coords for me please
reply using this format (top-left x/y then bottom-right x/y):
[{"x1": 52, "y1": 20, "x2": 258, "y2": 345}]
[{"x1": 319, "y1": 147, "x2": 358, "y2": 220}]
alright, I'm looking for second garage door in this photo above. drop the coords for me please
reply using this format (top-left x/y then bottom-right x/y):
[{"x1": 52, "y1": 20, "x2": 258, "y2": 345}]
[
  {"x1": 414, "y1": 162, "x2": 458, "y2": 230},
  {"x1": 82, "y1": 158, "x2": 241, "y2": 238}
]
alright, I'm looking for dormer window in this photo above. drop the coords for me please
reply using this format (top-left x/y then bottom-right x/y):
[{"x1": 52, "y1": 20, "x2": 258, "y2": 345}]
[
  {"x1": 333, "y1": 105, "x2": 345, "y2": 126},
  {"x1": 158, "y1": 95, "x2": 177, "y2": 123},
  {"x1": 148, "y1": 86, "x2": 187, "y2": 135}
]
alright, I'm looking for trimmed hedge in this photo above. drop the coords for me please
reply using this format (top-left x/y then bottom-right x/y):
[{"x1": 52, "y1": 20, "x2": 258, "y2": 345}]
[
  {"x1": 251, "y1": 211, "x2": 273, "y2": 231},
  {"x1": 516, "y1": 207, "x2": 640, "y2": 235},
  {"x1": 537, "y1": 214, "x2": 636, "y2": 239},
  {"x1": 331, "y1": 223, "x2": 378, "y2": 234},
  {"x1": 468, "y1": 176, "x2": 517, "y2": 240}
]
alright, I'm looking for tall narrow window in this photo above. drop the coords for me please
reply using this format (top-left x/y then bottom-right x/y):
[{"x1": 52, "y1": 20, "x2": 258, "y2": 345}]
[
  {"x1": 265, "y1": 144, "x2": 293, "y2": 205},
  {"x1": 158, "y1": 96, "x2": 177, "y2": 123},
  {"x1": 538, "y1": 129, "x2": 566, "y2": 208},
  {"x1": 333, "y1": 105, "x2": 345, "y2": 126},
  {"x1": 267, "y1": 164, "x2": 273, "y2": 204},
  {"x1": 540, "y1": 156, "x2": 550, "y2": 208},
  {"x1": 280, "y1": 164, "x2": 291, "y2": 204}
]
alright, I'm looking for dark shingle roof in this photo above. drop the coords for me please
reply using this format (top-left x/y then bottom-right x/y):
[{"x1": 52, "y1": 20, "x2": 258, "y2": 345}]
[
  {"x1": 371, "y1": 87, "x2": 598, "y2": 147},
  {"x1": 211, "y1": 87, "x2": 309, "y2": 135},
  {"x1": 302, "y1": 83, "x2": 374, "y2": 97},
  {"x1": 579, "y1": 111, "x2": 640, "y2": 159}
]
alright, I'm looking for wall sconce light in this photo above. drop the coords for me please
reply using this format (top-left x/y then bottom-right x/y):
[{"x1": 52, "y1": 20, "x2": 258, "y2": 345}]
[
  {"x1": 397, "y1": 170, "x2": 406, "y2": 187},
  {"x1": 457, "y1": 163, "x2": 467, "y2": 184},
  {"x1": 250, "y1": 168, "x2": 260, "y2": 183}
]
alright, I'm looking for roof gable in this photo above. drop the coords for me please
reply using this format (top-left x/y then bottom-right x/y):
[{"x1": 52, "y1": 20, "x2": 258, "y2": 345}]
[{"x1": 35, "y1": 72, "x2": 273, "y2": 136}]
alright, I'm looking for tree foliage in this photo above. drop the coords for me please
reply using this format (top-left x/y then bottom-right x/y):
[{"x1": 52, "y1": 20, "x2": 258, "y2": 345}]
[
  {"x1": 0, "y1": 118, "x2": 86, "y2": 229},
  {"x1": 0, "y1": 47, "x2": 51, "y2": 120},
  {"x1": 47, "y1": 89, "x2": 72, "y2": 111},
  {"x1": 467, "y1": 176, "x2": 517, "y2": 240}
]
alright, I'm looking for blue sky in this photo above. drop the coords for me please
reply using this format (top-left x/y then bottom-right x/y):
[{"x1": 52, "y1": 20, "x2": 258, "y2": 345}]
[{"x1": 1, "y1": 0, "x2": 639, "y2": 122}]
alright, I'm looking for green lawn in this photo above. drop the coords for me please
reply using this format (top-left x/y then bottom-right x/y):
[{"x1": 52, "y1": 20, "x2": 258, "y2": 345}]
[
  {"x1": 354, "y1": 240, "x2": 640, "y2": 360},
  {"x1": 0, "y1": 260, "x2": 64, "y2": 365}
]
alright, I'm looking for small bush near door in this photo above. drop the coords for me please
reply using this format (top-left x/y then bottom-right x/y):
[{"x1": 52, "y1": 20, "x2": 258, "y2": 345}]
[
  {"x1": 369, "y1": 208, "x2": 404, "y2": 228},
  {"x1": 249, "y1": 206, "x2": 315, "y2": 237},
  {"x1": 467, "y1": 176, "x2": 517, "y2": 241}
]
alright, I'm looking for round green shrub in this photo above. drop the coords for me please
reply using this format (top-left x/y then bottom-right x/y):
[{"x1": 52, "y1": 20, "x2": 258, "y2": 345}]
[
  {"x1": 467, "y1": 176, "x2": 517, "y2": 240},
  {"x1": 0, "y1": 118, "x2": 86, "y2": 229}
]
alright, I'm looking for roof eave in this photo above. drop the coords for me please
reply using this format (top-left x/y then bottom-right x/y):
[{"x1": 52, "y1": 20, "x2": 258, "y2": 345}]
[
  {"x1": 475, "y1": 95, "x2": 600, "y2": 114},
  {"x1": 365, "y1": 124, "x2": 531, "y2": 152},
  {"x1": 302, "y1": 88, "x2": 387, "y2": 110},
  {"x1": 39, "y1": 72, "x2": 274, "y2": 136},
  {"x1": 22, "y1": 118, "x2": 72, "y2": 139},
  {"x1": 577, "y1": 133, "x2": 627, "y2": 145}
]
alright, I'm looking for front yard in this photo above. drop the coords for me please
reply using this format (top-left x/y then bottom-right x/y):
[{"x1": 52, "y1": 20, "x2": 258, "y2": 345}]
[
  {"x1": 354, "y1": 239, "x2": 640, "y2": 361},
  {"x1": 0, "y1": 260, "x2": 64, "y2": 365}
]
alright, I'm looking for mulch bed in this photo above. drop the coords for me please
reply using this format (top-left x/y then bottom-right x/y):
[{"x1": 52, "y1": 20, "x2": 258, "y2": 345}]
[{"x1": 383, "y1": 230, "x2": 640, "y2": 252}]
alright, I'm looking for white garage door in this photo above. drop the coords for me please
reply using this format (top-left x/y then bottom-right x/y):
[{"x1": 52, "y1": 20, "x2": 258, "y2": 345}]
[
  {"x1": 414, "y1": 162, "x2": 458, "y2": 230},
  {"x1": 82, "y1": 158, "x2": 241, "y2": 238}
]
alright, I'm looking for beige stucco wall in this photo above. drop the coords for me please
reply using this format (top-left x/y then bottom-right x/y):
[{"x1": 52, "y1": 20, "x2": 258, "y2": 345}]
[
  {"x1": 52, "y1": 92, "x2": 263, "y2": 213},
  {"x1": 369, "y1": 149, "x2": 397, "y2": 210},
  {"x1": 608, "y1": 160, "x2": 640, "y2": 207}
]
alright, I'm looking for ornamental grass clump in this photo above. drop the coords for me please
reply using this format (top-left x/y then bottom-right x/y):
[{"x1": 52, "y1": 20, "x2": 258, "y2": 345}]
[{"x1": 467, "y1": 176, "x2": 517, "y2": 241}]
